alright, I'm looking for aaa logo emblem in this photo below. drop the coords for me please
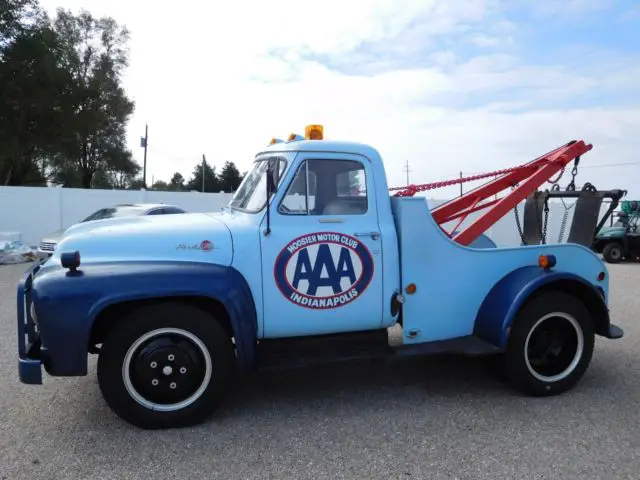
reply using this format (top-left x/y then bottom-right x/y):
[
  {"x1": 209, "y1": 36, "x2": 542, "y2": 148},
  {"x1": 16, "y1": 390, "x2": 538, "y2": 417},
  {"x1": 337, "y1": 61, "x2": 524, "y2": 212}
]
[{"x1": 274, "y1": 232, "x2": 374, "y2": 309}]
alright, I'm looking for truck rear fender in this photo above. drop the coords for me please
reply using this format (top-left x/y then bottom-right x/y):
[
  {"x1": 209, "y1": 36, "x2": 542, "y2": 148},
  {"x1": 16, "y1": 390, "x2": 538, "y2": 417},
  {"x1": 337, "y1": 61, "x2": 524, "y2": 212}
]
[{"x1": 473, "y1": 266, "x2": 610, "y2": 349}]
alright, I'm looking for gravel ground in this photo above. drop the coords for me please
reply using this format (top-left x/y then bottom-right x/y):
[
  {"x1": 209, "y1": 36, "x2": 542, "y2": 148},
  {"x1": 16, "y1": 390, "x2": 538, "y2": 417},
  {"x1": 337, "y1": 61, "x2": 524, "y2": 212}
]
[{"x1": 0, "y1": 261, "x2": 638, "y2": 480}]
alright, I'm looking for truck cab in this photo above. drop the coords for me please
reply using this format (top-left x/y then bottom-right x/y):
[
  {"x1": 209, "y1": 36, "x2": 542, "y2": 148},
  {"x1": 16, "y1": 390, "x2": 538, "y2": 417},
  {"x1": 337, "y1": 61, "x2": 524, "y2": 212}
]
[
  {"x1": 16, "y1": 125, "x2": 624, "y2": 430},
  {"x1": 249, "y1": 135, "x2": 401, "y2": 338}
]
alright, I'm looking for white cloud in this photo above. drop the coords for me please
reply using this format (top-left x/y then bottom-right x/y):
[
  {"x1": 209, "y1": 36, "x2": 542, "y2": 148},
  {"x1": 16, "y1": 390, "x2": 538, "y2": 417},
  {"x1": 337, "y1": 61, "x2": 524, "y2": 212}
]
[
  {"x1": 469, "y1": 34, "x2": 504, "y2": 47},
  {"x1": 38, "y1": 0, "x2": 640, "y2": 198}
]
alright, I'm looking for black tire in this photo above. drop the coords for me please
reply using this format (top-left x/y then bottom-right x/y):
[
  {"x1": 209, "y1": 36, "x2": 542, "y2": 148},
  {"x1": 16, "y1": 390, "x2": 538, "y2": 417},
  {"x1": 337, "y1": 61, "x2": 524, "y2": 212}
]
[
  {"x1": 97, "y1": 301, "x2": 235, "y2": 429},
  {"x1": 502, "y1": 292, "x2": 595, "y2": 396},
  {"x1": 602, "y1": 242, "x2": 623, "y2": 263}
]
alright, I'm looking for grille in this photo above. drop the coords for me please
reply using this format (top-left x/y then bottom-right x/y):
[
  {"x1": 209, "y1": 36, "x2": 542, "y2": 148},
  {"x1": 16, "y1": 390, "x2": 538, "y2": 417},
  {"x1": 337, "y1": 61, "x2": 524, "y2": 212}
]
[{"x1": 39, "y1": 242, "x2": 56, "y2": 252}]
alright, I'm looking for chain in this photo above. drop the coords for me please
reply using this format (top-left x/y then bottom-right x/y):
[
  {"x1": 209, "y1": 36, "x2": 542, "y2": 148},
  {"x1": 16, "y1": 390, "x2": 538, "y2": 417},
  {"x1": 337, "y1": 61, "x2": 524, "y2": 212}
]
[
  {"x1": 513, "y1": 190, "x2": 550, "y2": 246},
  {"x1": 390, "y1": 164, "x2": 527, "y2": 196},
  {"x1": 509, "y1": 183, "x2": 526, "y2": 245},
  {"x1": 547, "y1": 167, "x2": 565, "y2": 185},
  {"x1": 513, "y1": 204, "x2": 525, "y2": 245},
  {"x1": 392, "y1": 161, "x2": 568, "y2": 197},
  {"x1": 541, "y1": 198, "x2": 550, "y2": 245},
  {"x1": 566, "y1": 156, "x2": 580, "y2": 191}
]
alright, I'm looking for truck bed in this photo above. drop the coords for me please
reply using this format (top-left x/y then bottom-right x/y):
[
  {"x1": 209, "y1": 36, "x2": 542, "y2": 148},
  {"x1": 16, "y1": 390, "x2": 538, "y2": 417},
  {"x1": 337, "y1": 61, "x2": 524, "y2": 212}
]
[{"x1": 390, "y1": 197, "x2": 608, "y2": 345}]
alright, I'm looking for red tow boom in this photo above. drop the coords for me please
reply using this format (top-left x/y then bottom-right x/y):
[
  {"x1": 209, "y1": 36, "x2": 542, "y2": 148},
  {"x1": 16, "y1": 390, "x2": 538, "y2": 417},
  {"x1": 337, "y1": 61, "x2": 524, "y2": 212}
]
[{"x1": 390, "y1": 140, "x2": 593, "y2": 246}]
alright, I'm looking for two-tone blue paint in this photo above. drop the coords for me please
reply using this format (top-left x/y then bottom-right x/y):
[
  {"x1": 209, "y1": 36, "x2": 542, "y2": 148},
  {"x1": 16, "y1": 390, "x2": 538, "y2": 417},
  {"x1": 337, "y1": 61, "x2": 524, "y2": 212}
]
[
  {"x1": 390, "y1": 195, "x2": 612, "y2": 345},
  {"x1": 18, "y1": 260, "x2": 257, "y2": 384},
  {"x1": 17, "y1": 261, "x2": 44, "y2": 384},
  {"x1": 474, "y1": 266, "x2": 611, "y2": 348},
  {"x1": 17, "y1": 138, "x2": 623, "y2": 387}
]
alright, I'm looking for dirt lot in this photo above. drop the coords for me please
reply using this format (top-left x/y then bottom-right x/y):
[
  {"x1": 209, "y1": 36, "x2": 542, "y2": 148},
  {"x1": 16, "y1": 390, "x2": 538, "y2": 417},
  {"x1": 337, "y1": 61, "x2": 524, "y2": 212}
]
[{"x1": 0, "y1": 261, "x2": 638, "y2": 480}]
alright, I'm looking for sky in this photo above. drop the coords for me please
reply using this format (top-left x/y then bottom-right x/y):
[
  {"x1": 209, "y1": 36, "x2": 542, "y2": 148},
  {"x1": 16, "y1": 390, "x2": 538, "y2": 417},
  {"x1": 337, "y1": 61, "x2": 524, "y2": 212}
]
[{"x1": 38, "y1": 0, "x2": 640, "y2": 199}]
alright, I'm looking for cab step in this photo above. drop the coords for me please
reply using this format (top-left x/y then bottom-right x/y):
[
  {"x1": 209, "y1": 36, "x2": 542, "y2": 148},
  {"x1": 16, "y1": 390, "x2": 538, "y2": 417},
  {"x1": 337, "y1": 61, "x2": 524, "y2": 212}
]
[
  {"x1": 393, "y1": 335, "x2": 502, "y2": 357},
  {"x1": 256, "y1": 329, "x2": 392, "y2": 370},
  {"x1": 254, "y1": 329, "x2": 501, "y2": 371}
]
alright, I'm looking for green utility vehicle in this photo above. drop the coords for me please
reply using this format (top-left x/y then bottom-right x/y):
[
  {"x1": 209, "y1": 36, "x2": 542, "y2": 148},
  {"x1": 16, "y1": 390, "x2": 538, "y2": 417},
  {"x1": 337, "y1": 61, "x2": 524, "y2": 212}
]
[{"x1": 593, "y1": 201, "x2": 640, "y2": 263}]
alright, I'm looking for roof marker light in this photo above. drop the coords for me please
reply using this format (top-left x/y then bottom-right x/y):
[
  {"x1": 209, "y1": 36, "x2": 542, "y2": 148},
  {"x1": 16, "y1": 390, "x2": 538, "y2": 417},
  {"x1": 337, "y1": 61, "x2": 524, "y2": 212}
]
[{"x1": 305, "y1": 124, "x2": 323, "y2": 140}]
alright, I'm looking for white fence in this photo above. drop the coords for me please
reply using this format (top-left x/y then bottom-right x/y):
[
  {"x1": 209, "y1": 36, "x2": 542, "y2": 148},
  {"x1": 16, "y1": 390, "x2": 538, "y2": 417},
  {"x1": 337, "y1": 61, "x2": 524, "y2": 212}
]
[
  {"x1": 0, "y1": 186, "x2": 614, "y2": 248},
  {"x1": 0, "y1": 186, "x2": 233, "y2": 247}
]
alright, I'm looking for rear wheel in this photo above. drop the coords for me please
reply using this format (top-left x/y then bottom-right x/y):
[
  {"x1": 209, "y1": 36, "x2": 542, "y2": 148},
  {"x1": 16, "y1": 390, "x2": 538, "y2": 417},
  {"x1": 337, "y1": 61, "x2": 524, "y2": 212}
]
[
  {"x1": 602, "y1": 242, "x2": 623, "y2": 263},
  {"x1": 502, "y1": 292, "x2": 595, "y2": 396},
  {"x1": 97, "y1": 302, "x2": 235, "y2": 429}
]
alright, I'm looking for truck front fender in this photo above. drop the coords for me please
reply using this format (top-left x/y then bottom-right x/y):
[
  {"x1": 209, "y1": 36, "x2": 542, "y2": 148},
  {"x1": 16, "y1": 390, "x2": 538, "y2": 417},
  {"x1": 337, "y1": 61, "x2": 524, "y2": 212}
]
[
  {"x1": 31, "y1": 261, "x2": 257, "y2": 376},
  {"x1": 473, "y1": 266, "x2": 612, "y2": 349}
]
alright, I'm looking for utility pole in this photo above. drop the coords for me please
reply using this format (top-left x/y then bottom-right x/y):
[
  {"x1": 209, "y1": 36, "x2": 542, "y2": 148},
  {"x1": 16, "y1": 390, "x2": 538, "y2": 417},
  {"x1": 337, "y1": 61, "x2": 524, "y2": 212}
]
[
  {"x1": 202, "y1": 154, "x2": 206, "y2": 192},
  {"x1": 403, "y1": 160, "x2": 411, "y2": 185},
  {"x1": 459, "y1": 171, "x2": 463, "y2": 197},
  {"x1": 140, "y1": 124, "x2": 148, "y2": 188}
]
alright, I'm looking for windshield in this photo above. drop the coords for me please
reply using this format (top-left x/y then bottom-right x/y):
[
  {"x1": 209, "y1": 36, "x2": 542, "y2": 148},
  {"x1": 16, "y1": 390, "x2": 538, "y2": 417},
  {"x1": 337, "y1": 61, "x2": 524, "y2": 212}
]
[
  {"x1": 81, "y1": 206, "x2": 148, "y2": 222},
  {"x1": 229, "y1": 157, "x2": 286, "y2": 212}
]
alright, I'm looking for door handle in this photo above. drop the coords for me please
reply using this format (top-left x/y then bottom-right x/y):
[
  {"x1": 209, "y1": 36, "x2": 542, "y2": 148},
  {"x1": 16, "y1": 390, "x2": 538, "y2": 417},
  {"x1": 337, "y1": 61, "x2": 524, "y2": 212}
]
[{"x1": 354, "y1": 232, "x2": 380, "y2": 241}]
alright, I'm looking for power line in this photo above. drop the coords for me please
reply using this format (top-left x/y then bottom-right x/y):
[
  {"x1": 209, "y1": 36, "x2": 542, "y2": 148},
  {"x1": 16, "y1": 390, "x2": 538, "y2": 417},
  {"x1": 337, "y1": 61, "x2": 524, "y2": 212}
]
[
  {"x1": 445, "y1": 161, "x2": 640, "y2": 180},
  {"x1": 579, "y1": 161, "x2": 640, "y2": 169}
]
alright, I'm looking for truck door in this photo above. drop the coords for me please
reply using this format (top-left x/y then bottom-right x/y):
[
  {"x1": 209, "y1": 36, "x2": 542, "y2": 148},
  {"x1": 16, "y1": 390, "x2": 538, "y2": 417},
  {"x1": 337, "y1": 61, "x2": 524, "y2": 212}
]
[{"x1": 260, "y1": 152, "x2": 383, "y2": 338}]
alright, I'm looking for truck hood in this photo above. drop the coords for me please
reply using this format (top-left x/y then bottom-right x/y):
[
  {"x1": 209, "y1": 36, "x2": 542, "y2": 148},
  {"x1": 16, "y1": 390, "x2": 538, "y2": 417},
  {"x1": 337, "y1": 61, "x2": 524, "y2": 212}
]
[{"x1": 50, "y1": 213, "x2": 233, "y2": 266}]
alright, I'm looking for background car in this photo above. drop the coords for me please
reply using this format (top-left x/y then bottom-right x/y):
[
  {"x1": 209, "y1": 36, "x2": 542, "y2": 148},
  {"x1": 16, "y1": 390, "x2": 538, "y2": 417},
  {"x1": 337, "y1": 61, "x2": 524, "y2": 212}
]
[{"x1": 37, "y1": 203, "x2": 187, "y2": 258}]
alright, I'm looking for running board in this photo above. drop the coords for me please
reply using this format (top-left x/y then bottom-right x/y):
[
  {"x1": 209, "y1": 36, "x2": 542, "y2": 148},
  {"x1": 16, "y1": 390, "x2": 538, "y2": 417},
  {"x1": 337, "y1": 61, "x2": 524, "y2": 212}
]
[
  {"x1": 255, "y1": 330, "x2": 502, "y2": 371},
  {"x1": 256, "y1": 329, "x2": 393, "y2": 370},
  {"x1": 394, "y1": 335, "x2": 502, "y2": 357}
]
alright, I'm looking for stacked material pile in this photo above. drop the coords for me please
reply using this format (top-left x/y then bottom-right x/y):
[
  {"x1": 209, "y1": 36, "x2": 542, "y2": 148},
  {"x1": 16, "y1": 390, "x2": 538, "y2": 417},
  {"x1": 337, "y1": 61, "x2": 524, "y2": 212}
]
[{"x1": 0, "y1": 232, "x2": 36, "y2": 265}]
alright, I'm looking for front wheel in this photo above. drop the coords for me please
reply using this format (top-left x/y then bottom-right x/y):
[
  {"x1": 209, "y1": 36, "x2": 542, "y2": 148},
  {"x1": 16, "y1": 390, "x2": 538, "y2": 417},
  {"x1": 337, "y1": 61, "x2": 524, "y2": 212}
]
[
  {"x1": 97, "y1": 302, "x2": 235, "y2": 429},
  {"x1": 503, "y1": 292, "x2": 595, "y2": 396}
]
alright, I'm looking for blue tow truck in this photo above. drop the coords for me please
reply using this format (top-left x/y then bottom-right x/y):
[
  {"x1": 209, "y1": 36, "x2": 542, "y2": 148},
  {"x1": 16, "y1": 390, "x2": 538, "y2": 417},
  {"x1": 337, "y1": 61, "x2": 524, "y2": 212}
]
[{"x1": 16, "y1": 126, "x2": 623, "y2": 429}]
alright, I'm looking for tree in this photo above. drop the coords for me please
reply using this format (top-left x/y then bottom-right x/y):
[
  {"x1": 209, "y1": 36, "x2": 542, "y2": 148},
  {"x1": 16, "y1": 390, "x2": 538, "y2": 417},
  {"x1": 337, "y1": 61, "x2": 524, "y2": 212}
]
[
  {"x1": 0, "y1": 4, "x2": 140, "y2": 188},
  {"x1": 47, "y1": 9, "x2": 138, "y2": 188},
  {"x1": 169, "y1": 172, "x2": 185, "y2": 191},
  {"x1": 127, "y1": 177, "x2": 146, "y2": 190},
  {"x1": 0, "y1": 1, "x2": 70, "y2": 185},
  {"x1": 186, "y1": 159, "x2": 219, "y2": 192},
  {"x1": 0, "y1": 0, "x2": 43, "y2": 50},
  {"x1": 52, "y1": 148, "x2": 140, "y2": 188},
  {"x1": 151, "y1": 180, "x2": 169, "y2": 190},
  {"x1": 104, "y1": 153, "x2": 141, "y2": 189},
  {"x1": 218, "y1": 161, "x2": 243, "y2": 192}
]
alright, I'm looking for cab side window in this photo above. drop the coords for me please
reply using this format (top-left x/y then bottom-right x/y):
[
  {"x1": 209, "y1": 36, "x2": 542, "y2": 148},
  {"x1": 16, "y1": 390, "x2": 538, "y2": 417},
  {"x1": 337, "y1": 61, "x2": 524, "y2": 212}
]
[
  {"x1": 278, "y1": 162, "x2": 316, "y2": 214},
  {"x1": 279, "y1": 159, "x2": 367, "y2": 216}
]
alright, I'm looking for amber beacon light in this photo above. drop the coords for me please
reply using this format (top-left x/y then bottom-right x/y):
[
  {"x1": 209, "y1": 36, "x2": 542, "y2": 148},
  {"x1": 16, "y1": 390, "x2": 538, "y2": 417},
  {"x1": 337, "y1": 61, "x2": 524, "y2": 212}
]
[{"x1": 305, "y1": 124, "x2": 324, "y2": 140}]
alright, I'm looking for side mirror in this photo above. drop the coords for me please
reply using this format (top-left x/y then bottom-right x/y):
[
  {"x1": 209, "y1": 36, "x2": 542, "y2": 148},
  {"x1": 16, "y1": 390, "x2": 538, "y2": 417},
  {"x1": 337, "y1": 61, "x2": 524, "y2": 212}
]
[
  {"x1": 264, "y1": 158, "x2": 280, "y2": 237},
  {"x1": 266, "y1": 158, "x2": 280, "y2": 196}
]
